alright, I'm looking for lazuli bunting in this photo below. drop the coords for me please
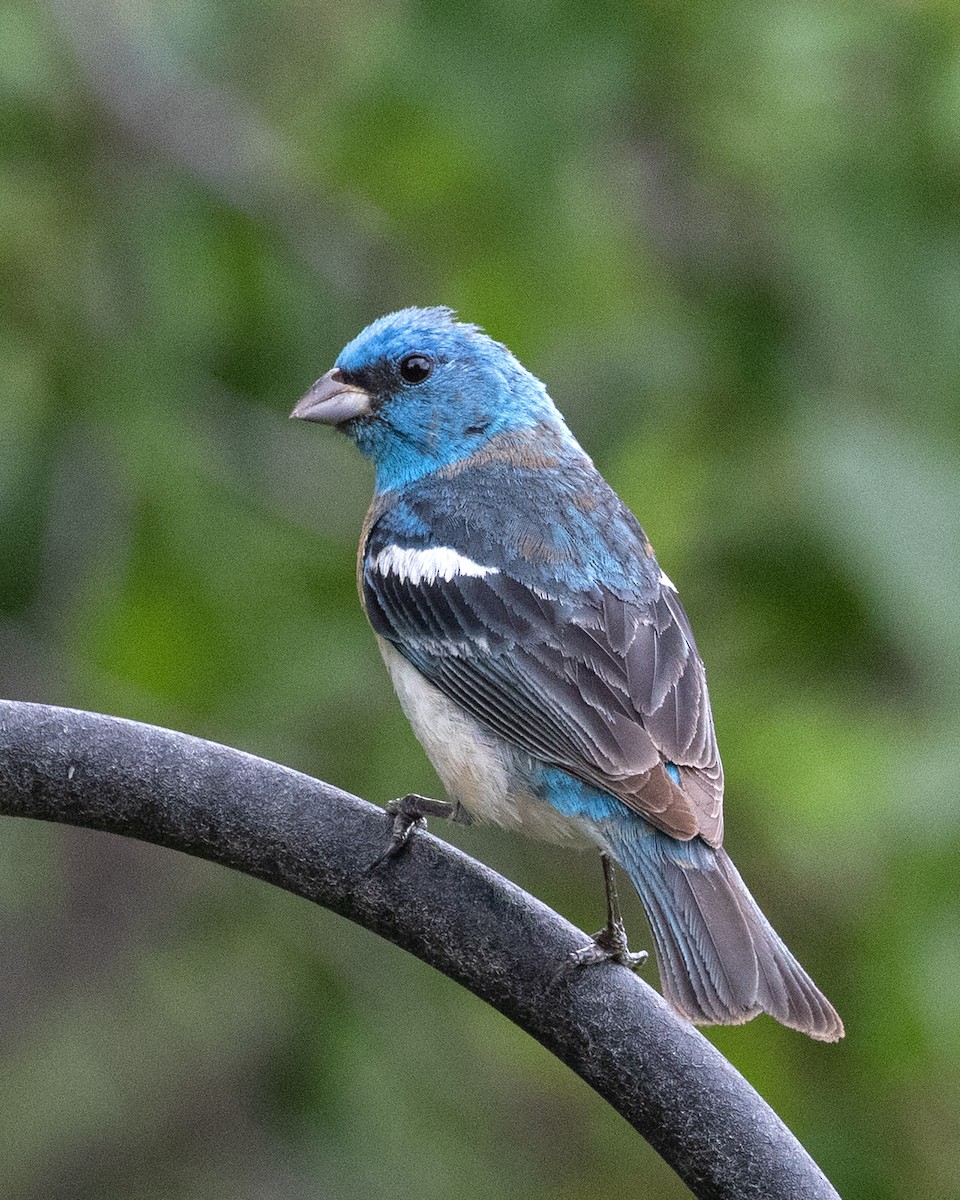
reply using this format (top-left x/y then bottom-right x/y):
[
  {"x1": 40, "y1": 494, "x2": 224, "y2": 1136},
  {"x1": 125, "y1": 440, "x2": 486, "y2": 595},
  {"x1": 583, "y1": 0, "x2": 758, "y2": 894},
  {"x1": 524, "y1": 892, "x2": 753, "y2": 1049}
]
[{"x1": 291, "y1": 307, "x2": 843, "y2": 1041}]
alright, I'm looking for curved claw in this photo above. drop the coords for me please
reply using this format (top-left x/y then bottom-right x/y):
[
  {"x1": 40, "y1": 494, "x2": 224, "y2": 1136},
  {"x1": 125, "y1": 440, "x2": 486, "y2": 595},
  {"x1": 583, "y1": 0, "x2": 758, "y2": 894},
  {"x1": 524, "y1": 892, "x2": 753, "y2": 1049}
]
[
  {"x1": 569, "y1": 924, "x2": 649, "y2": 972},
  {"x1": 368, "y1": 793, "x2": 454, "y2": 870}
]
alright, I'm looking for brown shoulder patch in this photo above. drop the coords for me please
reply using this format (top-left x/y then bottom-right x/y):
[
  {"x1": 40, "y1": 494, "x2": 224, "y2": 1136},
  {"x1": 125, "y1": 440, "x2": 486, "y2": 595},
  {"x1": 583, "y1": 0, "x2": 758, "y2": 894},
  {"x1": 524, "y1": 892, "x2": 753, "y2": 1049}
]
[
  {"x1": 357, "y1": 491, "x2": 394, "y2": 596},
  {"x1": 515, "y1": 531, "x2": 570, "y2": 565},
  {"x1": 436, "y1": 424, "x2": 570, "y2": 476}
]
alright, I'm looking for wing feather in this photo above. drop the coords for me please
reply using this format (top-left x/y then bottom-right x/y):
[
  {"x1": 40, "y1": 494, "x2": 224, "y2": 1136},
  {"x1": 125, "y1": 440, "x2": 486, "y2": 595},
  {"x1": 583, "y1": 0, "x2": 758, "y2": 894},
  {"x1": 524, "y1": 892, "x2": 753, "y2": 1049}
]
[{"x1": 363, "y1": 545, "x2": 724, "y2": 844}]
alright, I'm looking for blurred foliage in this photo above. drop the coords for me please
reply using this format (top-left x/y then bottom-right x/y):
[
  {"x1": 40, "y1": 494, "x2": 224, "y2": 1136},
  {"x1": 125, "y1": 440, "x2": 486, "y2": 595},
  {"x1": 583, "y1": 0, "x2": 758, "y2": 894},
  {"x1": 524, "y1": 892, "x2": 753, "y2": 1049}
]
[{"x1": 2, "y1": 0, "x2": 960, "y2": 1196}]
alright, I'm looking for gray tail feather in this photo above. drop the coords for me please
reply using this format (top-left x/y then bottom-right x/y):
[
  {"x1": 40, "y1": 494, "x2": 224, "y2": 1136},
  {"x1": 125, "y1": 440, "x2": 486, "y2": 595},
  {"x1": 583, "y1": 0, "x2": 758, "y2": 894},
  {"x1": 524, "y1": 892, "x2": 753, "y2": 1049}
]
[{"x1": 625, "y1": 841, "x2": 844, "y2": 1041}]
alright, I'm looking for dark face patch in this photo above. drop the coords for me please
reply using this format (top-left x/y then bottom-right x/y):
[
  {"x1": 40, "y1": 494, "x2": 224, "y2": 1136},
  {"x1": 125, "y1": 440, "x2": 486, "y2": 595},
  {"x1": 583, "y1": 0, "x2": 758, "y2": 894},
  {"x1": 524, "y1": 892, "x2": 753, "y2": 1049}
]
[{"x1": 337, "y1": 360, "x2": 396, "y2": 408}]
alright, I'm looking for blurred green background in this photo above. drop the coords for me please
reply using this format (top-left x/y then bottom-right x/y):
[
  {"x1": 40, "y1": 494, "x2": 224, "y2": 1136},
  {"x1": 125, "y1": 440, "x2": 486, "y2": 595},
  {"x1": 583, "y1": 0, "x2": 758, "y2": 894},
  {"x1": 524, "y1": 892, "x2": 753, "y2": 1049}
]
[{"x1": 2, "y1": 0, "x2": 959, "y2": 1196}]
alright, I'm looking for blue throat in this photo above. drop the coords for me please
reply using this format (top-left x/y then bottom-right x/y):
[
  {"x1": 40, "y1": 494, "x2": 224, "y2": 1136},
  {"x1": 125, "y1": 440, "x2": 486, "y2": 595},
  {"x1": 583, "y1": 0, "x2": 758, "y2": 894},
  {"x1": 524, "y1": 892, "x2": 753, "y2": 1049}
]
[
  {"x1": 350, "y1": 418, "x2": 485, "y2": 493},
  {"x1": 352, "y1": 410, "x2": 556, "y2": 493}
]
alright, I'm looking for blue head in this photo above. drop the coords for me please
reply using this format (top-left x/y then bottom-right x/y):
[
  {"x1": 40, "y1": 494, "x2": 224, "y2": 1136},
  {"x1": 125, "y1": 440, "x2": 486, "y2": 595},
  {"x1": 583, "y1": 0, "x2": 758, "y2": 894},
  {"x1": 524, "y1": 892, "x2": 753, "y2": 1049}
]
[{"x1": 291, "y1": 307, "x2": 577, "y2": 491}]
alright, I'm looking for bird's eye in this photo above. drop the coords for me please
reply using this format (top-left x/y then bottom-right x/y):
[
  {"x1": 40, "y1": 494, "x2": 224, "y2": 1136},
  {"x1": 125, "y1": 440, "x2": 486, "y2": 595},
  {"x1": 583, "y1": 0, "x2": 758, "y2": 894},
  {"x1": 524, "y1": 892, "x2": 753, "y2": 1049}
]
[{"x1": 399, "y1": 355, "x2": 433, "y2": 384}]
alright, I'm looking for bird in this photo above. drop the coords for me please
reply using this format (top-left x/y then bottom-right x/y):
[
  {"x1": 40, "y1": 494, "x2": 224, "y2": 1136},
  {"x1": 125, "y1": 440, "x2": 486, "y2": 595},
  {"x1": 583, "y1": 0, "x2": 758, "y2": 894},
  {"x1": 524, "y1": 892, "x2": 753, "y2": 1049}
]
[{"x1": 291, "y1": 306, "x2": 844, "y2": 1041}]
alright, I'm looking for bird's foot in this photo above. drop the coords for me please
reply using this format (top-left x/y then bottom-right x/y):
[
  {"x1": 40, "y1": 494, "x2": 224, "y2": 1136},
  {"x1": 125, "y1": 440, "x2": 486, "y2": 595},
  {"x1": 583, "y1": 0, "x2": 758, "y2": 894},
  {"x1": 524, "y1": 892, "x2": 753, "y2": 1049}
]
[
  {"x1": 568, "y1": 920, "x2": 649, "y2": 973},
  {"x1": 563, "y1": 851, "x2": 648, "y2": 974},
  {"x1": 370, "y1": 793, "x2": 454, "y2": 868}
]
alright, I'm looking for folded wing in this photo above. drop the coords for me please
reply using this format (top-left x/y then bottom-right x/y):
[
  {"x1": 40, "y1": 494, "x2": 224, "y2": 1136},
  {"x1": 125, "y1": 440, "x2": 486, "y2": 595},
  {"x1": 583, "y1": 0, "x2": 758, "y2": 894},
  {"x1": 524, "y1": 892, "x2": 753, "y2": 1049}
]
[{"x1": 363, "y1": 539, "x2": 724, "y2": 845}]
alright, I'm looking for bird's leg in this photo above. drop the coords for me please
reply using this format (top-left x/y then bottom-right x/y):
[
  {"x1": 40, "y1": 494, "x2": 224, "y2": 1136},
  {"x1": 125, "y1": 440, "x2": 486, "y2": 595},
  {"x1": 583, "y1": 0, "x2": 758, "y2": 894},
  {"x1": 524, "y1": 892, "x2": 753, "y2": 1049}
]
[
  {"x1": 370, "y1": 793, "x2": 455, "y2": 868},
  {"x1": 569, "y1": 853, "x2": 648, "y2": 972}
]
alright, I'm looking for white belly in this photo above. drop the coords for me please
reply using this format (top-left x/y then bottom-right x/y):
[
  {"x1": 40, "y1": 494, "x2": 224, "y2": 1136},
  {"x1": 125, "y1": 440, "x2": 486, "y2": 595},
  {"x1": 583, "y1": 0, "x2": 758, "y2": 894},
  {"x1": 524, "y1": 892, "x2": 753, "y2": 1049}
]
[{"x1": 377, "y1": 638, "x2": 588, "y2": 845}]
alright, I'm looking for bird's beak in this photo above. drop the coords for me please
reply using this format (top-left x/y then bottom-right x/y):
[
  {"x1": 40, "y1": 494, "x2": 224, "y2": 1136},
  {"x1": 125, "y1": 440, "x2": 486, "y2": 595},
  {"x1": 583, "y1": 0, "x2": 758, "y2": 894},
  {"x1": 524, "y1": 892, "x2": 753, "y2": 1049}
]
[{"x1": 290, "y1": 369, "x2": 373, "y2": 425}]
